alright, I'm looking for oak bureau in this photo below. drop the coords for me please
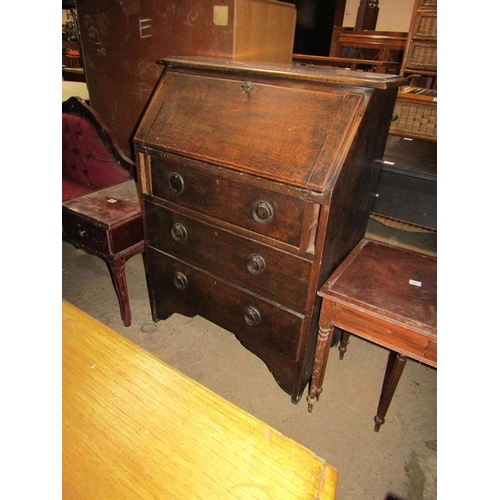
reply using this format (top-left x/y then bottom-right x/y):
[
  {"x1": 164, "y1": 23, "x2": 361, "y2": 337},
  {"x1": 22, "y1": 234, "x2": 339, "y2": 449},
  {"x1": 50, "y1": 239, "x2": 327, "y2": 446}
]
[{"x1": 134, "y1": 57, "x2": 405, "y2": 402}]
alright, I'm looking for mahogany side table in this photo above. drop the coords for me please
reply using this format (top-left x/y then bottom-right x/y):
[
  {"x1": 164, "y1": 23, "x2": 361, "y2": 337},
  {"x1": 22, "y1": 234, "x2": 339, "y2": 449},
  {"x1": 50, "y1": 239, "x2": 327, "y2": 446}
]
[
  {"x1": 307, "y1": 238, "x2": 436, "y2": 431},
  {"x1": 62, "y1": 180, "x2": 144, "y2": 327}
]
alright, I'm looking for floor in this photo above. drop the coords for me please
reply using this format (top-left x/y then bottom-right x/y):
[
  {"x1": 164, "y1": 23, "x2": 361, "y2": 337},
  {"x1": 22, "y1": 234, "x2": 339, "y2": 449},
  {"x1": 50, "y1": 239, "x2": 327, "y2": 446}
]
[{"x1": 62, "y1": 217, "x2": 437, "y2": 500}]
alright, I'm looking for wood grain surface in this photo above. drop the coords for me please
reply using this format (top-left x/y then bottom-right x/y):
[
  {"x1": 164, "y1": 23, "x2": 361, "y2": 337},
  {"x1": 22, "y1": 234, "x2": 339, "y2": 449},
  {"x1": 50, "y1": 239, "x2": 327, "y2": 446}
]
[{"x1": 62, "y1": 300, "x2": 337, "y2": 498}]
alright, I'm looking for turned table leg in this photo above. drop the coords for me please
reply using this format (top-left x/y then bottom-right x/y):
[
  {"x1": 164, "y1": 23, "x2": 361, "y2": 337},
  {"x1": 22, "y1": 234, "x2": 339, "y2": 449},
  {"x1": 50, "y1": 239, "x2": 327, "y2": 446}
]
[
  {"x1": 374, "y1": 351, "x2": 407, "y2": 432},
  {"x1": 307, "y1": 300, "x2": 335, "y2": 412},
  {"x1": 338, "y1": 330, "x2": 351, "y2": 360}
]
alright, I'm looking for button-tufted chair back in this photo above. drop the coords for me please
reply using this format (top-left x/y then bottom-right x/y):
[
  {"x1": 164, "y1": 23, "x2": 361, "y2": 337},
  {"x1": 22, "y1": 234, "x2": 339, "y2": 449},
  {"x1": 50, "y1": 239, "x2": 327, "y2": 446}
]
[{"x1": 62, "y1": 97, "x2": 134, "y2": 201}]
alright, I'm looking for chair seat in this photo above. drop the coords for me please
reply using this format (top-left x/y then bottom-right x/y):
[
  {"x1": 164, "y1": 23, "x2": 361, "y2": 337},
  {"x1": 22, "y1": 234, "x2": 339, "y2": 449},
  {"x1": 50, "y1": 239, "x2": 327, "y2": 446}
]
[{"x1": 62, "y1": 176, "x2": 97, "y2": 201}]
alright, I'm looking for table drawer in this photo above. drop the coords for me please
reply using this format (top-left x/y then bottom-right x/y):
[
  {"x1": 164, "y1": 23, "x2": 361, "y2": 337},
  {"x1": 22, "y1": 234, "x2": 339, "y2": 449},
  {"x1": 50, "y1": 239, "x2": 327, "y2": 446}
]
[
  {"x1": 145, "y1": 200, "x2": 312, "y2": 313},
  {"x1": 333, "y1": 303, "x2": 437, "y2": 367},
  {"x1": 148, "y1": 248, "x2": 304, "y2": 374},
  {"x1": 62, "y1": 212, "x2": 108, "y2": 253},
  {"x1": 149, "y1": 154, "x2": 309, "y2": 248}
]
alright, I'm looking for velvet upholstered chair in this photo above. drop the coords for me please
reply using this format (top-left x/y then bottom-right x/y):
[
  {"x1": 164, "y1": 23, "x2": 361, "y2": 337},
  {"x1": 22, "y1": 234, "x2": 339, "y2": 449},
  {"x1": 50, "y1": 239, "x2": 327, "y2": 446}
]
[{"x1": 62, "y1": 96, "x2": 134, "y2": 201}]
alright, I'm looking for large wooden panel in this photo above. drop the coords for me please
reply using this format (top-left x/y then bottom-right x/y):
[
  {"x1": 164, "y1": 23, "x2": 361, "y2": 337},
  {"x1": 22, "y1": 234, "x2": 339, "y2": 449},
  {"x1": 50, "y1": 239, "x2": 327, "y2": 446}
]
[
  {"x1": 76, "y1": 0, "x2": 296, "y2": 157},
  {"x1": 63, "y1": 300, "x2": 338, "y2": 498}
]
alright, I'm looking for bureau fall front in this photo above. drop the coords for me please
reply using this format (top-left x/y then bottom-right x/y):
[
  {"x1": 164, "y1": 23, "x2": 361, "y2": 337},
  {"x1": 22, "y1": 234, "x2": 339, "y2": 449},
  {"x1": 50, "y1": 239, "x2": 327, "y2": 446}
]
[{"x1": 134, "y1": 57, "x2": 405, "y2": 402}]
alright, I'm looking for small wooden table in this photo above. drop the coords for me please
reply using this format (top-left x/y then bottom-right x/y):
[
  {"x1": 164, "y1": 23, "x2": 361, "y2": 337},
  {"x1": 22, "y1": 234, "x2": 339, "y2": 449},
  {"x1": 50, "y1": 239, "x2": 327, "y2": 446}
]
[
  {"x1": 62, "y1": 300, "x2": 338, "y2": 498},
  {"x1": 307, "y1": 239, "x2": 436, "y2": 431},
  {"x1": 62, "y1": 180, "x2": 144, "y2": 326}
]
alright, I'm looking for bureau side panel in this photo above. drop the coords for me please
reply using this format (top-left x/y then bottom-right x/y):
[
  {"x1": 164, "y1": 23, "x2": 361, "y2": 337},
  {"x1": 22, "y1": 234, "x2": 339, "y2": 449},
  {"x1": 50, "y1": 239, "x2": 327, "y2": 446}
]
[
  {"x1": 289, "y1": 88, "x2": 399, "y2": 398},
  {"x1": 319, "y1": 88, "x2": 399, "y2": 285}
]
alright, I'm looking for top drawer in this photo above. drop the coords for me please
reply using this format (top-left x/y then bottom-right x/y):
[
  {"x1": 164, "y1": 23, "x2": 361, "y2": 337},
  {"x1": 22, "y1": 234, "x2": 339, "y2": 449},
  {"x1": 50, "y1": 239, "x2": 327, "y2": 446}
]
[{"x1": 148, "y1": 153, "x2": 315, "y2": 249}]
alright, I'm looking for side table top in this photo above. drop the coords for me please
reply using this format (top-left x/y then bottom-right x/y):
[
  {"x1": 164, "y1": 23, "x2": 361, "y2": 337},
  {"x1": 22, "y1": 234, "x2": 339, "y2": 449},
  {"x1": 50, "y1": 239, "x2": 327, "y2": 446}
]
[
  {"x1": 319, "y1": 239, "x2": 436, "y2": 334},
  {"x1": 62, "y1": 180, "x2": 140, "y2": 225}
]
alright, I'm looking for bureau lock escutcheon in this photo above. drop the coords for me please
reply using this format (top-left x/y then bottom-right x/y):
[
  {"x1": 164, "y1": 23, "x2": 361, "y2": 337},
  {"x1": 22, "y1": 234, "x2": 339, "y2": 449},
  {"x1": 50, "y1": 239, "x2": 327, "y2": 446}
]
[{"x1": 240, "y1": 80, "x2": 254, "y2": 94}]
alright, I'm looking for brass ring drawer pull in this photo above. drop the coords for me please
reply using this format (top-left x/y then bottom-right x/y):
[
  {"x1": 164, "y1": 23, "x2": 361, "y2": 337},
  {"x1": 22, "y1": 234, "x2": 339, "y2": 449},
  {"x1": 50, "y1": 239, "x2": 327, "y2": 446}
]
[
  {"x1": 244, "y1": 305, "x2": 262, "y2": 326},
  {"x1": 251, "y1": 200, "x2": 274, "y2": 224},
  {"x1": 171, "y1": 222, "x2": 188, "y2": 242},
  {"x1": 246, "y1": 253, "x2": 266, "y2": 275},
  {"x1": 173, "y1": 271, "x2": 188, "y2": 290},
  {"x1": 168, "y1": 172, "x2": 185, "y2": 194}
]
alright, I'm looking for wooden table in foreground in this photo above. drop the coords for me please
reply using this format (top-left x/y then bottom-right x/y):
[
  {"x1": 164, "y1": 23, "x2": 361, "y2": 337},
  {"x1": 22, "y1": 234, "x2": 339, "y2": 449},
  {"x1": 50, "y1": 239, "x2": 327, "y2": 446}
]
[
  {"x1": 62, "y1": 300, "x2": 338, "y2": 498},
  {"x1": 307, "y1": 239, "x2": 436, "y2": 431}
]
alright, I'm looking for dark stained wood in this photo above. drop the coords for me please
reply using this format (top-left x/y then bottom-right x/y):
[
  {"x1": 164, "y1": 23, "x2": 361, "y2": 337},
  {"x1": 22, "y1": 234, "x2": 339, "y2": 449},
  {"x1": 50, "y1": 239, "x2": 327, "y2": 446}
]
[
  {"x1": 134, "y1": 58, "x2": 405, "y2": 402},
  {"x1": 62, "y1": 181, "x2": 144, "y2": 327},
  {"x1": 308, "y1": 238, "x2": 436, "y2": 430},
  {"x1": 145, "y1": 199, "x2": 312, "y2": 313},
  {"x1": 355, "y1": 0, "x2": 379, "y2": 31}
]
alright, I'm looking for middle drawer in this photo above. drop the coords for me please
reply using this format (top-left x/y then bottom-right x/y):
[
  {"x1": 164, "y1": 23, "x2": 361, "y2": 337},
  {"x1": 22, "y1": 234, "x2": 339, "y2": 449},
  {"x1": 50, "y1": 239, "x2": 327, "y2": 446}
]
[{"x1": 145, "y1": 199, "x2": 312, "y2": 314}]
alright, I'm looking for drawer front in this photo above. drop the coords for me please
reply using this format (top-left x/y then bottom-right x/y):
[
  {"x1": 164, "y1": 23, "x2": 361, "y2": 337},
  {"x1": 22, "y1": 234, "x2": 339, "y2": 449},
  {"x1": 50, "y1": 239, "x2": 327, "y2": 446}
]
[
  {"x1": 145, "y1": 200, "x2": 312, "y2": 313},
  {"x1": 333, "y1": 303, "x2": 437, "y2": 367},
  {"x1": 149, "y1": 155, "x2": 308, "y2": 248},
  {"x1": 148, "y1": 248, "x2": 305, "y2": 373},
  {"x1": 62, "y1": 212, "x2": 108, "y2": 253}
]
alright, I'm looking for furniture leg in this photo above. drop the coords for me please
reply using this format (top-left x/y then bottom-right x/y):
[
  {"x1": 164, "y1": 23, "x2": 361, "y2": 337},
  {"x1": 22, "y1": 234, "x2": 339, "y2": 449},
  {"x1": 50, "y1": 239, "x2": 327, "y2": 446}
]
[
  {"x1": 108, "y1": 256, "x2": 132, "y2": 327},
  {"x1": 374, "y1": 351, "x2": 407, "y2": 432},
  {"x1": 307, "y1": 301, "x2": 335, "y2": 412},
  {"x1": 338, "y1": 330, "x2": 351, "y2": 360}
]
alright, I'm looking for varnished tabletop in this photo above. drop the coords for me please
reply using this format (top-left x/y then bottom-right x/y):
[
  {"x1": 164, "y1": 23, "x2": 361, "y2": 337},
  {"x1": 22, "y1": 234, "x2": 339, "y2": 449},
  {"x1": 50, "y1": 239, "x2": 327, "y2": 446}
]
[
  {"x1": 320, "y1": 239, "x2": 436, "y2": 333},
  {"x1": 319, "y1": 238, "x2": 436, "y2": 366},
  {"x1": 62, "y1": 180, "x2": 140, "y2": 226},
  {"x1": 62, "y1": 300, "x2": 338, "y2": 498}
]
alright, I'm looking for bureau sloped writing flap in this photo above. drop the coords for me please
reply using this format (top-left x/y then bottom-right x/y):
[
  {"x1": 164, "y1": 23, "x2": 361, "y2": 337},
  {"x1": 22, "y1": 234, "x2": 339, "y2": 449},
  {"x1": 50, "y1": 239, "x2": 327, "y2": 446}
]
[{"x1": 135, "y1": 70, "x2": 366, "y2": 193}]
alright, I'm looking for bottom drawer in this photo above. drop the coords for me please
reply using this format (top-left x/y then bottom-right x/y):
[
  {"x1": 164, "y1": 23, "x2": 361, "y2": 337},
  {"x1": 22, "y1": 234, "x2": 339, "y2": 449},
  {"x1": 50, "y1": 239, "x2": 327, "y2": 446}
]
[{"x1": 148, "y1": 248, "x2": 306, "y2": 394}]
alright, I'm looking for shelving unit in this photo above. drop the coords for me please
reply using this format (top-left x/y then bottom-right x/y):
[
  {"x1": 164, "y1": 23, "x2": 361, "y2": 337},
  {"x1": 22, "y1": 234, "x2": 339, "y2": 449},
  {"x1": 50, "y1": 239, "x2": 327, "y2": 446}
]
[
  {"x1": 373, "y1": 0, "x2": 437, "y2": 232},
  {"x1": 400, "y1": 0, "x2": 437, "y2": 90}
]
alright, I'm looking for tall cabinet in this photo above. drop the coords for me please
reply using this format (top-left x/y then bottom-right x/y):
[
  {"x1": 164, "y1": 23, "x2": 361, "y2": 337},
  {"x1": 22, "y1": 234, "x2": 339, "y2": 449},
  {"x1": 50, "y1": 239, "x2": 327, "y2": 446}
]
[{"x1": 400, "y1": 0, "x2": 437, "y2": 89}]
